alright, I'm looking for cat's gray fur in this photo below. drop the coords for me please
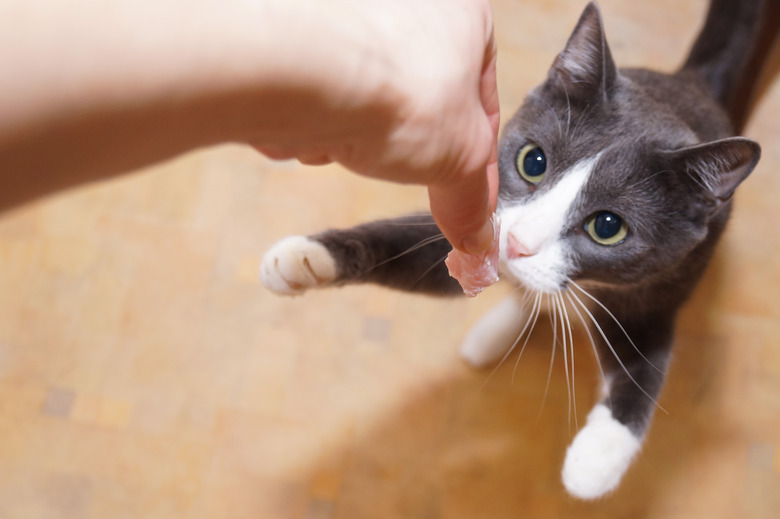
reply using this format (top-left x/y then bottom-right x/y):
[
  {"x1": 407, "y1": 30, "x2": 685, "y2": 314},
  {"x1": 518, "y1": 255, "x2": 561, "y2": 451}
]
[{"x1": 261, "y1": 0, "x2": 777, "y2": 499}]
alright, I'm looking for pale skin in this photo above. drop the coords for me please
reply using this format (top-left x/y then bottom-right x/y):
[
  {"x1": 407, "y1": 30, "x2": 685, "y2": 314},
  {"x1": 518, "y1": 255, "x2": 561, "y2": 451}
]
[{"x1": 0, "y1": 0, "x2": 499, "y2": 254}]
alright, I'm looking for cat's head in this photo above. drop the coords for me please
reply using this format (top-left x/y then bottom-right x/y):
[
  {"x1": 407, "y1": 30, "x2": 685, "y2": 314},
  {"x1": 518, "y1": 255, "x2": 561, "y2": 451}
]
[{"x1": 496, "y1": 2, "x2": 760, "y2": 294}]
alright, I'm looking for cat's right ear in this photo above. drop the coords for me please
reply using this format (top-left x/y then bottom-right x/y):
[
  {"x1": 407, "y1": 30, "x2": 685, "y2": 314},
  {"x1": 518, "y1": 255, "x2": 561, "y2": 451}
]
[{"x1": 547, "y1": 2, "x2": 617, "y2": 103}]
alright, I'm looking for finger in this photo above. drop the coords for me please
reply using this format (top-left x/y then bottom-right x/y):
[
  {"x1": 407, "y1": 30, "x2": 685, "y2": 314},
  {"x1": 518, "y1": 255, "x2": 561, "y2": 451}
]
[
  {"x1": 251, "y1": 144, "x2": 294, "y2": 161},
  {"x1": 480, "y1": 26, "x2": 499, "y2": 128},
  {"x1": 428, "y1": 160, "x2": 494, "y2": 255},
  {"x1": 486, "y1": 159, "x2": 499, "y2": 213},
  {"x1": 298, "y1": 153, "x2": 333, "y2": 166},
  {"x1": 252, "y1": 143, "x2": 333, "y2": 166},
  {"x1": 480, "y1": 25, "x2": 500, "y2": 212},
  {"x1": 430, "y1": 33, "x2": 499, "y2": 255}
]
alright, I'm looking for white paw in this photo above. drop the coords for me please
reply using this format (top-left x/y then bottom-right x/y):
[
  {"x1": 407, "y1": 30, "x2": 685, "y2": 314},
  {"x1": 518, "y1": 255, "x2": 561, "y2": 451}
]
[
  {"x1": 561, "y1": 404, "x2": 642, "y2": 500},
  {"x1": 260, "y1": 236, "x2": 337, "y2": 296},
  {"x1": 460, "y1": 296, "x2": 527, "y2": 368}
]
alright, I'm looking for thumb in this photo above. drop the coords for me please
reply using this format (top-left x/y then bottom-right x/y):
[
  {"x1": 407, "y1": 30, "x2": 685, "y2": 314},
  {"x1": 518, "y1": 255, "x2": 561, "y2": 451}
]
[
  {"x1": 429, "y1": 49, "x2": 500, "y2": 254},
  {"x1": 427, "y1": 12, "x2": 500, "y2": 254},
  {"x1": 428, "y1": 159, "x2": 497, "y2": 254}
]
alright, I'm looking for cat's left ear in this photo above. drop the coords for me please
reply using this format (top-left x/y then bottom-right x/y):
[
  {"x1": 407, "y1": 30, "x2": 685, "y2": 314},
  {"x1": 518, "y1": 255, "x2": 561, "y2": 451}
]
[
  {"x1": 548, "y1": 2, "x2": 618, "y2": 102},
  {"x1": 663, "y1": 137, "x2": 761, "y2": 212}
]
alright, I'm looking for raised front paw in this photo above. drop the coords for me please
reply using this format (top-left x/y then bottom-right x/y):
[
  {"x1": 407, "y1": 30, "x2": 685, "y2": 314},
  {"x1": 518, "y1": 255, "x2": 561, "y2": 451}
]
[
  {"x1": 260, "y1": 236, "x2": 337, "y2": 296},
  {"x1": 561, "y1": 404, "x2": 642, "y2": 500}
]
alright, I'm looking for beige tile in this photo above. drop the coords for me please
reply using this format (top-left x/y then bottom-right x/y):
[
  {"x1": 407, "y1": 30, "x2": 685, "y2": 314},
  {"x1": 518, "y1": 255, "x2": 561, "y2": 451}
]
[
  {"x1": 41, "y1": 387, "x2": 75, "y2": 419},
  {"x1": 192, "y1": 468, "x2": 307, "y2": 519},
  {"x1": 0, "y1": 1, "x2": 778, "y2": 517},
  {"x1": 70, "y1": 394, "x2": 102, "y2": 426},
  {"x1": 95, "y1": 397, "x2": 134, "y2": 429}
]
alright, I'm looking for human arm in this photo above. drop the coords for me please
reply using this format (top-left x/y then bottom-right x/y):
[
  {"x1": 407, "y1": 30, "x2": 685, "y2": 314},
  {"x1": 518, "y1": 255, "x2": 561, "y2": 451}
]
[{"x1": 0, "y1": 0, "x2": 498, "y2": 252}]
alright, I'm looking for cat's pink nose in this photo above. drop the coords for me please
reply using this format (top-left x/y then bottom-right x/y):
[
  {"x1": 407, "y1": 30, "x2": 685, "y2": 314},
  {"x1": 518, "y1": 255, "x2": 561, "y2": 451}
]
[{"x1": 507, "y1": 232, "x2": 539, "y2": 258}]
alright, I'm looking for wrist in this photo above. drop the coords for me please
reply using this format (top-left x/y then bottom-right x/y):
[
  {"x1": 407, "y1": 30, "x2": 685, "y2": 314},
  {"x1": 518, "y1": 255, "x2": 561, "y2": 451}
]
[{"x1": 206, "y1": 0, "x2": 404, "y2": 153}]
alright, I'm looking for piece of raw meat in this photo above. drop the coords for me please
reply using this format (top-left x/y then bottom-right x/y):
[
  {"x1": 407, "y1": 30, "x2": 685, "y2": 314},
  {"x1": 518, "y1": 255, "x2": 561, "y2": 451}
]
[{"x1": 445, "y1": 216, "x2": 500, "y2": 297}]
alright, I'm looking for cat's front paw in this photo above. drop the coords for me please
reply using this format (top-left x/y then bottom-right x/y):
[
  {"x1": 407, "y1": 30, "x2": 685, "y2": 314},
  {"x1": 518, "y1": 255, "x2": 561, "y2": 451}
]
[
  {"x1": 260, "y1": 236, "x2": 337, "y2": 296},
  {"x1": 561, "y1": 404, "x2": 642, "y2": 500}
]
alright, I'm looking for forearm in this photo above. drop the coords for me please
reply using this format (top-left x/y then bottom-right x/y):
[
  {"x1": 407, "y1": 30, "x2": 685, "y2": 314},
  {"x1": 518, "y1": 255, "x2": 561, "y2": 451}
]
[{"x1": 0, "y1": 0, "x2": 389, "y2": 210}]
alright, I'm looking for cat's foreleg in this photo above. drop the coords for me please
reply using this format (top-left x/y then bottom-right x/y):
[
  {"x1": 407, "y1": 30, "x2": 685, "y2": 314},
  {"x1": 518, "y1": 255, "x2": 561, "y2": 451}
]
[
  {"x1": 460, "y1": 294, "x2": 530, "y2": 368},
  {"x1": 261, "y1": 236, "x2": 338, "y2": 295},
  {"x1": 561, "y1": 313, "x2": 673, "y2": 499},
  {"x1": 261, "y1": 213, "x2": 464, "y2": 296}
]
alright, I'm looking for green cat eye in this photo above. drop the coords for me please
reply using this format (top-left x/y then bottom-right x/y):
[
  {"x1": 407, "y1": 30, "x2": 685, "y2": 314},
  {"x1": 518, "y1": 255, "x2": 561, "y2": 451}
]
[
  {"x1": 586, "y1": 211, "x2": 628, "y2": 246},
  {"x1": 516, "y1": 144, "x2": 547, "y2": 184}
]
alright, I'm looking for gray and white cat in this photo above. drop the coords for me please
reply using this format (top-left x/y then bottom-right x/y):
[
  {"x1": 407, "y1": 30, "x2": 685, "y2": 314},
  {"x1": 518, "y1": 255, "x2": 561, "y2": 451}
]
[{"x1": 260, "y1": 0, "x2": 774, "y2": 500}]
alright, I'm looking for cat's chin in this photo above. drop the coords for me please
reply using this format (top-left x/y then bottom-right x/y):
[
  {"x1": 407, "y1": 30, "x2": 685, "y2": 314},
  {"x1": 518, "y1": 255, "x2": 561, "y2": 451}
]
[
  {"x1": 498, "y1": 243, "x2": 571, "y2": 294},
  {"x1": 500, "y1": 267, "x2": 567, "y2": 295}
]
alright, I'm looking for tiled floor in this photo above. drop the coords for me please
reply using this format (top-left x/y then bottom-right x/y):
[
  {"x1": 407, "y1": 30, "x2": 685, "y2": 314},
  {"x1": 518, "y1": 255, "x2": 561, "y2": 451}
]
[{"x1": 1, "y1": 0, "x2": 778, "y2": 517}]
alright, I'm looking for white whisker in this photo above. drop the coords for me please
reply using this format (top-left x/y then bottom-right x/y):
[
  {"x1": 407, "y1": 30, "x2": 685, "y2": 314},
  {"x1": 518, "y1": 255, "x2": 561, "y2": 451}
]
[
  {"x1": 481, "y1": 292, "x2": 542, "y2": 389},
  {"x1": 511, "y1": 292, "x2": 544, "y2": 382},
  {"x1": 570, "y1": 281, "x2": 663, "y2": 373},
  {"x1": 554, "y1": 293, "x2": 573, "y2": 429},
  {"x1": 567, "y1": 289, "x2": 668, "y2": 414},
  {"x1": 566, "y1": 291, "x2": 611, "y2": 409},
  {"x1": 559, "y1": 291, "x2": 579, "y2": 430},
  {"x1": 365, "y1": 234, "x2": 447, "y2": 272},
  {"x1": 547, "y1": 292, "x2": 557, "y2": 329},
  {"x1": 537, "y1": 293, "x2": 559, "y2": 422},
  {"x1": 563, "y1": 83, "x2": 572, "y2": 137},
  {"x1": 411, "y1": 252, "x2": 450, "y2": 288}
]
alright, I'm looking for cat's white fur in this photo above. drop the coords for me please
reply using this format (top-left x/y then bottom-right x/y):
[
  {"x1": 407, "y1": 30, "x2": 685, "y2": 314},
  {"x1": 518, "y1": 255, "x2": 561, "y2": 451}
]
[
  {"x1": 472, "y1": 155, "x2": 641, "y2": 499},
  {"x1": 561, "y1": 404, "x2": 642, "y2": 499},
  {"x1": 261, "y1": 155, "x2": 638, "y2": 500},
  {"x1": 460, "y1": 295, "x2": 529, "y2": 368},
  {"x1": 260, "y1": 236, "x2": 336, "y2": 295},
  {"x1": 499, "y1": 156, "x2": 598, "y2": 292}
]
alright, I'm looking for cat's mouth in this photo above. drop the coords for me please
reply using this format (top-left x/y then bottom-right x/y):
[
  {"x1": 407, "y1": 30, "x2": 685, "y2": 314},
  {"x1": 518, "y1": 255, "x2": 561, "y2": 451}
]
[
  {"x1": 500, "y1": 256, "x2": 571, "y2": 294},
  {"x1": 498, "y1": 230, "x2": 571, "y2": 294}
]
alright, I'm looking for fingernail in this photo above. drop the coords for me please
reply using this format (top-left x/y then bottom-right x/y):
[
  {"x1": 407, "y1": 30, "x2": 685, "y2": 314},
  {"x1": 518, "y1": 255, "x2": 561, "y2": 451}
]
[{"x1": 461, "y1": 216, "x2": 495, "y2": 255}]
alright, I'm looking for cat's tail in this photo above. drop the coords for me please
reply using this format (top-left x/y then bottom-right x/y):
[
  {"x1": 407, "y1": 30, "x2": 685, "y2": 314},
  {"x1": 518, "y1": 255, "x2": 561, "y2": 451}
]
[{"x1": 681, "y1": 0, "x2": 780, "y2": 133}]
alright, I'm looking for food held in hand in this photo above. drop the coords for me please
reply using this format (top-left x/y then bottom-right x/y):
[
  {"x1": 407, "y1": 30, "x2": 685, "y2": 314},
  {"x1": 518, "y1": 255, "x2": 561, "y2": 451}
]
[{"x1": 445, "y1": 216, "x2": 500, "y2": 297}]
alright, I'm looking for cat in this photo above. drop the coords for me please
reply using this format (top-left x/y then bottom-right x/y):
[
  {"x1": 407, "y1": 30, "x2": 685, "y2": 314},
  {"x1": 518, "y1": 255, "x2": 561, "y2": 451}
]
[{"x1": 260, "y1": 0, "x2": 775, "y2": 500}]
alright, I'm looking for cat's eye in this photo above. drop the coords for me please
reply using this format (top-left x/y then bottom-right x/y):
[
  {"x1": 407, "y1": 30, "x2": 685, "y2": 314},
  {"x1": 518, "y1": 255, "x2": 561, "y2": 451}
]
[
  {"x1": 585, "y1": 211, "x2": 628, "y2": 246},
  {"x1": 516, "y1": 144, "x2": 546, "y2": 184}
]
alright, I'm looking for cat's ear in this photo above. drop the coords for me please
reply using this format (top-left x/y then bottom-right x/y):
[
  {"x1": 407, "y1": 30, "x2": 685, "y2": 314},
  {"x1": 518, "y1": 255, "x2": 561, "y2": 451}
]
[
  {"x1": 548, "y1": 2, "x2": 617, "y2": 102},
  {"x1": 663, "y1": 137, "x2": 761, "y2": 211}
]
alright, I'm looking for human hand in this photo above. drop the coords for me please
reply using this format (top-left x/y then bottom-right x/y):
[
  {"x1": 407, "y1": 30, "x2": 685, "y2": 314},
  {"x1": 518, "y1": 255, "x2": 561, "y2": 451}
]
[
  {"x1": 251, "y1": 0, "x2": 500, "y2": 254},
  {"x1": 0, "y1": 0, "x2": 498, "y2": 233}
]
